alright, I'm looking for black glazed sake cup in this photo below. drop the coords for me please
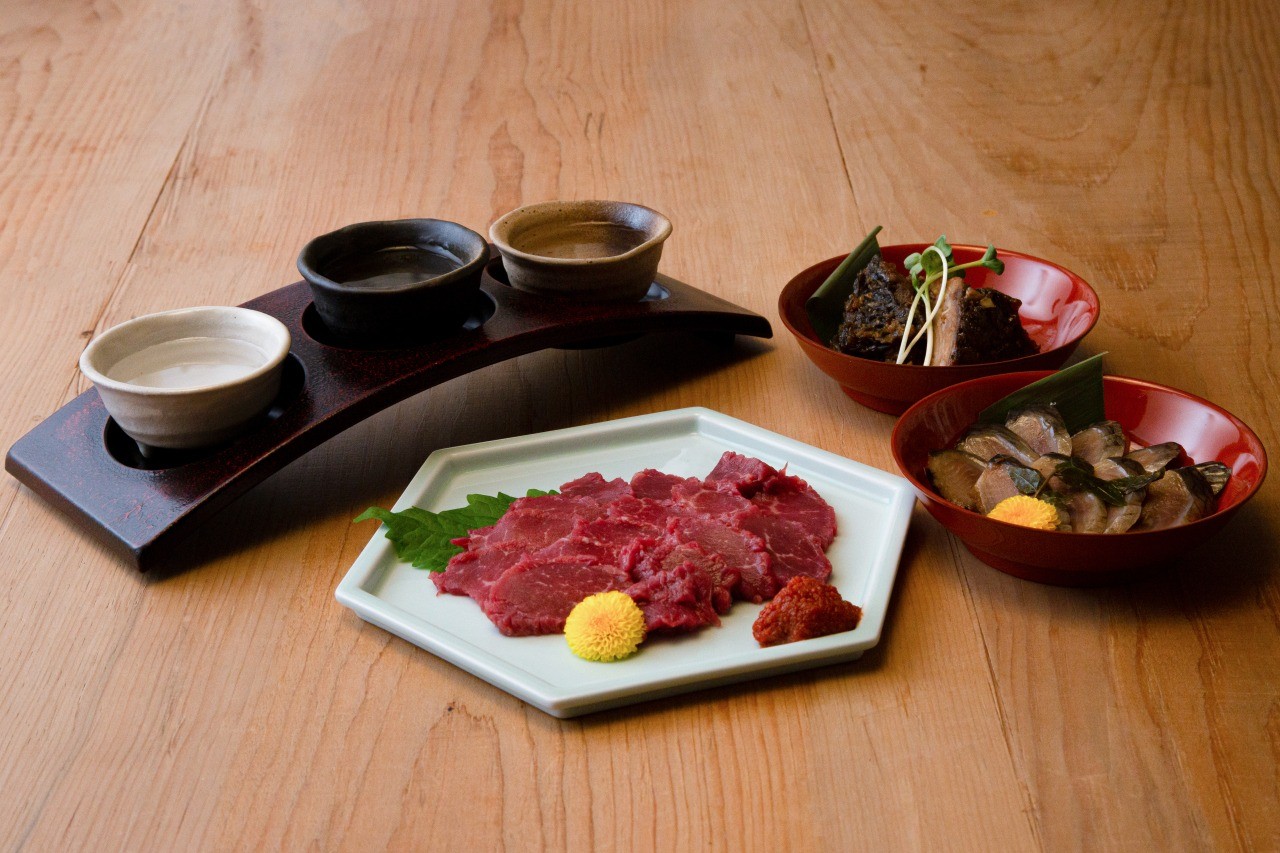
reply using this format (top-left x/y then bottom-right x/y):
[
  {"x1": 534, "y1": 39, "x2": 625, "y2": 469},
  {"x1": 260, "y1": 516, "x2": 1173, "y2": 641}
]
[{"x1": 298, "y1": 218, "x2": 490, "y2": 346}]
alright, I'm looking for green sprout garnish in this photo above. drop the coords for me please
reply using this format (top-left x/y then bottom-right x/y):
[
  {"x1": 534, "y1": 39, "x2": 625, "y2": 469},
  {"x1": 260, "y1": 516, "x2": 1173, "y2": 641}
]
[{"x1": 896, "y1": 237, "x2": 1005, "y2": 365}]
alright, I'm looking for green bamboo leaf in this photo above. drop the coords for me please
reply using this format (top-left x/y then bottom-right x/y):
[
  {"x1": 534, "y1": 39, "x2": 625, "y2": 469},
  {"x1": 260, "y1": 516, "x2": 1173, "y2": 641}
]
[
  {"x1": 977, "y1": 353, "x2": 1107, "y2": 433},
  {"x1": 804, "y1": 225, "x2": 883, "y2": 344}
]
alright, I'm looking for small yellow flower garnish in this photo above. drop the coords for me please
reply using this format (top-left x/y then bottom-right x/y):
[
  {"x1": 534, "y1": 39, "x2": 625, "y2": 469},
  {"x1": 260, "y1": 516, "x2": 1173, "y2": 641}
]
[
  {"x1": 564, "y1": 591, "x2": 646, "y2": 662},
  {"x1": 987, "y1": 495, "x2": 1059, "y2": 530}
]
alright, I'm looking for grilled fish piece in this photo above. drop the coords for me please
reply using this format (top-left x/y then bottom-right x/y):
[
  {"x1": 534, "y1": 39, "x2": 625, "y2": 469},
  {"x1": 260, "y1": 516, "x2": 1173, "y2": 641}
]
[
  {"x1": 927, "y1": 449, "x2": 987, "y2": 511},
  {"x1": 1133, "y1": 467, "x2": 1214, "y2": 531},
  {"x1": 930, "y1": 285, "x2": 1037, "y2": 366},
  {"x1": 955, "y1": 424, "x2": 1038, "y2": 467},
  {"x1": 1005, "y1": 405, "x2": 1072, "y2": 457},
  {"x1": 1070, "y1": 420, "x2": 1127, "y2": 465},
  {"x1": 1125, "y1": 442, "x2": 1183, "y2": 475},
  {"x1": 832, "y1": 255, "x2": 916, "y2": 362}
]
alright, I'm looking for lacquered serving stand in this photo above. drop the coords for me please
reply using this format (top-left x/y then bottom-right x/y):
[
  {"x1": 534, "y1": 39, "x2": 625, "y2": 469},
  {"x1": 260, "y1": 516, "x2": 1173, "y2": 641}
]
[{"x1": 5, "y1": 258, "x2": 772, "y2": 570}]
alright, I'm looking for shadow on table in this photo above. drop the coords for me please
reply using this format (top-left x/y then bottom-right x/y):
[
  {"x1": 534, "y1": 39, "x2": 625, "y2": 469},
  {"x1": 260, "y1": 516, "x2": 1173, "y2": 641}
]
[{"x1": 957, "y1": 500, "x2": 1277, "y2": 620}]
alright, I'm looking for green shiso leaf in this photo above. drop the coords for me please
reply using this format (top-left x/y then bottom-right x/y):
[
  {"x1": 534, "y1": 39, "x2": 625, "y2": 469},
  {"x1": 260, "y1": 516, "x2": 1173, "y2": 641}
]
[
  {"x1": 354, "y1": 488, "x2": 554, "y2": 572},
  {"x1": 805, "y1": 225, "x2": 883, "y2": 344},
  {"x1": 977, "y1": 353, "x2": 1107, "y2": 434},
  {"x1": 985, "y1": 454, "x2": 1045, "y2": 496},
  {"x1": 1049, "y1": 457, "x2": 1161, "y2": 507},
  {"x1": 1007, "y1": 463, "x2": 1045, "y2": 496}
]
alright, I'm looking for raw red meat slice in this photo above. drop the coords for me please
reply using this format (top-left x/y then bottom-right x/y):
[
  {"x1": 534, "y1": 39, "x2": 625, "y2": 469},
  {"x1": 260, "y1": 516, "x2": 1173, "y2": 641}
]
[
  {"x1": 667, "y1": 516, "x2": 770, "y2": 607},
  {"x1": 629, "y1": 469, "x2": 694, "y2": 500},
  {"x1": 469, "y1": 506, "x2": 581, "y2": 551},
  {"x1": 481, "y1": 556, "x2": 630, "y2": 636},
  {"x1": 616, "y1": 535, "x2": 661, "y2": 576},
  {"x1": 506, "y1": 492, "x2": 600, "y2": 516},
  {"x1": 734, "y1": 510, "x2": 832, "y2": 593},
  {"x1": 626, "y1": 563, "x2": 720, "y2": 633},
  {"x1": 705, "y1": 451, "x2": 779, "y2": 496},
  {"x1": 752, "y1": 472, "x2": 837, "y2": 548},
  {"x1": 465, "y1": 493, "x2": 598, "y2": 551},
  {"x1": 559, "y1": 472, "x2": 633, "y2": 504},
  {"x1": 630, "y1": 535, "x2": 738, "y2": 614},
  {"x1": 434, "y1": 541, "x2": 527, "y2": 600},
  {"x1": 535, "y1": 526, "x2": 620, "y2": 564},
  {"x1": 450, "y1": 525, "x2": 491, "y2": 550},
  {"x1": 578, "y1": 514, "x2": 664, "y2": 550},
  {"x1": 671, "y1": 480, "x2": 754, "y2": 520},
  {"x1": 606, "y1": 495, "x2": 680, "y2": 530},
  {"x1": 556, "y1": 514, "x2": 665, "y2": 578}
]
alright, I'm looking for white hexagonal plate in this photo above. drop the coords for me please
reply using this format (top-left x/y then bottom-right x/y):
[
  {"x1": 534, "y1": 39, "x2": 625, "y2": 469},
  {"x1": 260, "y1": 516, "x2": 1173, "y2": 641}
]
[{"x1": 336, "y1": 407, "x2": 914, "y2": 717}]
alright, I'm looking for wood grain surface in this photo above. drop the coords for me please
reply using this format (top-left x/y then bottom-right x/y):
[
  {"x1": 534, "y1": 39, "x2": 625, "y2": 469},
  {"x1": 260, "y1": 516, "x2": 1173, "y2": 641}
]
[{"x1": 1, "y1": 0, "x2": 1276, "y2": 850}]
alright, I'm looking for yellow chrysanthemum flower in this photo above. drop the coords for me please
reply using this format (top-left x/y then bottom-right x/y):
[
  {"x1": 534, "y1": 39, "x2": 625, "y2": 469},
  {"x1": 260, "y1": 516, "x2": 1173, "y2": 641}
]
[
  {"x1": 987, "y1": 495, "x2": 1059, "y2": 530},
  {"x1": 564, "y1": 591, "x2": 646, "y2": 662}
]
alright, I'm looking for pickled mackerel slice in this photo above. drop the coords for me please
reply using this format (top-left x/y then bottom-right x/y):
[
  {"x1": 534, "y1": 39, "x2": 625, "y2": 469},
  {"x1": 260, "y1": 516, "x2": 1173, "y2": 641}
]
[
  {"x1": 1133, "y1": 467, "x2": 1214, "y2": 531},
  {"x1": 1125, "y1": 441, "x2": 1183, "y2": 475},
  {"x1": 1063, "y1": 488, "x2": 1108, "y2": 533},
  {"x1": 1093, "y1": 457, "x2": 1147, "y2": 534},
  {"x1": 955, "y1": 424, "x2": 1038, "y2": 467},
  {"x1": 927, "y1": 450, "x2": 986, "y2": 511},
  {"x1": 974, "y1": 455, "x2": 1046, "y2": 515},
  {"x1": 1005, "y1": 405, "x2": 1072, "y2": 457},
  {"x1": 1070, "y1": 420, "x2": 1128, "y2": 466},
  {"x1": 1191, "y1": 461, "x2": 1231, "y2": 496},
  {"x1": 1030, "y1": 452, "x2": 1070, "y2": 484}
]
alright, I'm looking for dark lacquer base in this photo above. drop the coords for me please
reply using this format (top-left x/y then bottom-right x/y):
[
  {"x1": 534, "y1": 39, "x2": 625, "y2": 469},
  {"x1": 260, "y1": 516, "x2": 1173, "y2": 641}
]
[{"x1": 6, "y1": 259, "x2": 772, "y2": 571}]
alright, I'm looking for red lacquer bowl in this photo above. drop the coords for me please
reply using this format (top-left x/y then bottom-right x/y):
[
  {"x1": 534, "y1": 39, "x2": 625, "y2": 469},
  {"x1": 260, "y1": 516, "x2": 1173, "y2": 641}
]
[
  {"x1": 891, "y1": 371, "x2": 1269, "y2": 585},
  {"x1": 779, "y1": 245, "x2": 1100, "y2": 415}
]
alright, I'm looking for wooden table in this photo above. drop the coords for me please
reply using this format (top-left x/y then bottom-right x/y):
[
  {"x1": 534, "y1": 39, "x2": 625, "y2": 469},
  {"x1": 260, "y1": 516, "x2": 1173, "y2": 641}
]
[{"x1": 2, "y1": 1, "x2": 1276, "y2": 849}]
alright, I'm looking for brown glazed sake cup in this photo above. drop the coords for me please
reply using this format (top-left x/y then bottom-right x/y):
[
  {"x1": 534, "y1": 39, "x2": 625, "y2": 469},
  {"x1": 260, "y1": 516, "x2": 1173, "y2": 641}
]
[{"x1": 489, "y1": 200, "x2": 672, "y2": 301}]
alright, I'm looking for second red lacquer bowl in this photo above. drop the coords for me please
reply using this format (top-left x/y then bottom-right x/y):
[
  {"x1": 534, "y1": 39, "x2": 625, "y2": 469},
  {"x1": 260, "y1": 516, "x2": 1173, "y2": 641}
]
[{"x1": 891, "y1": 371, "x2": 1268, "y2": 585}]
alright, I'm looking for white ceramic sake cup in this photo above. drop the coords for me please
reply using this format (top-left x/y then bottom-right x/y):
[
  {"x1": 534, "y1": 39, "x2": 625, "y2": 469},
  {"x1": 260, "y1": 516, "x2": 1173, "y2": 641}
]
[{"x1": 79, "y1": 306, "x2": 291, "y2": 453}]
